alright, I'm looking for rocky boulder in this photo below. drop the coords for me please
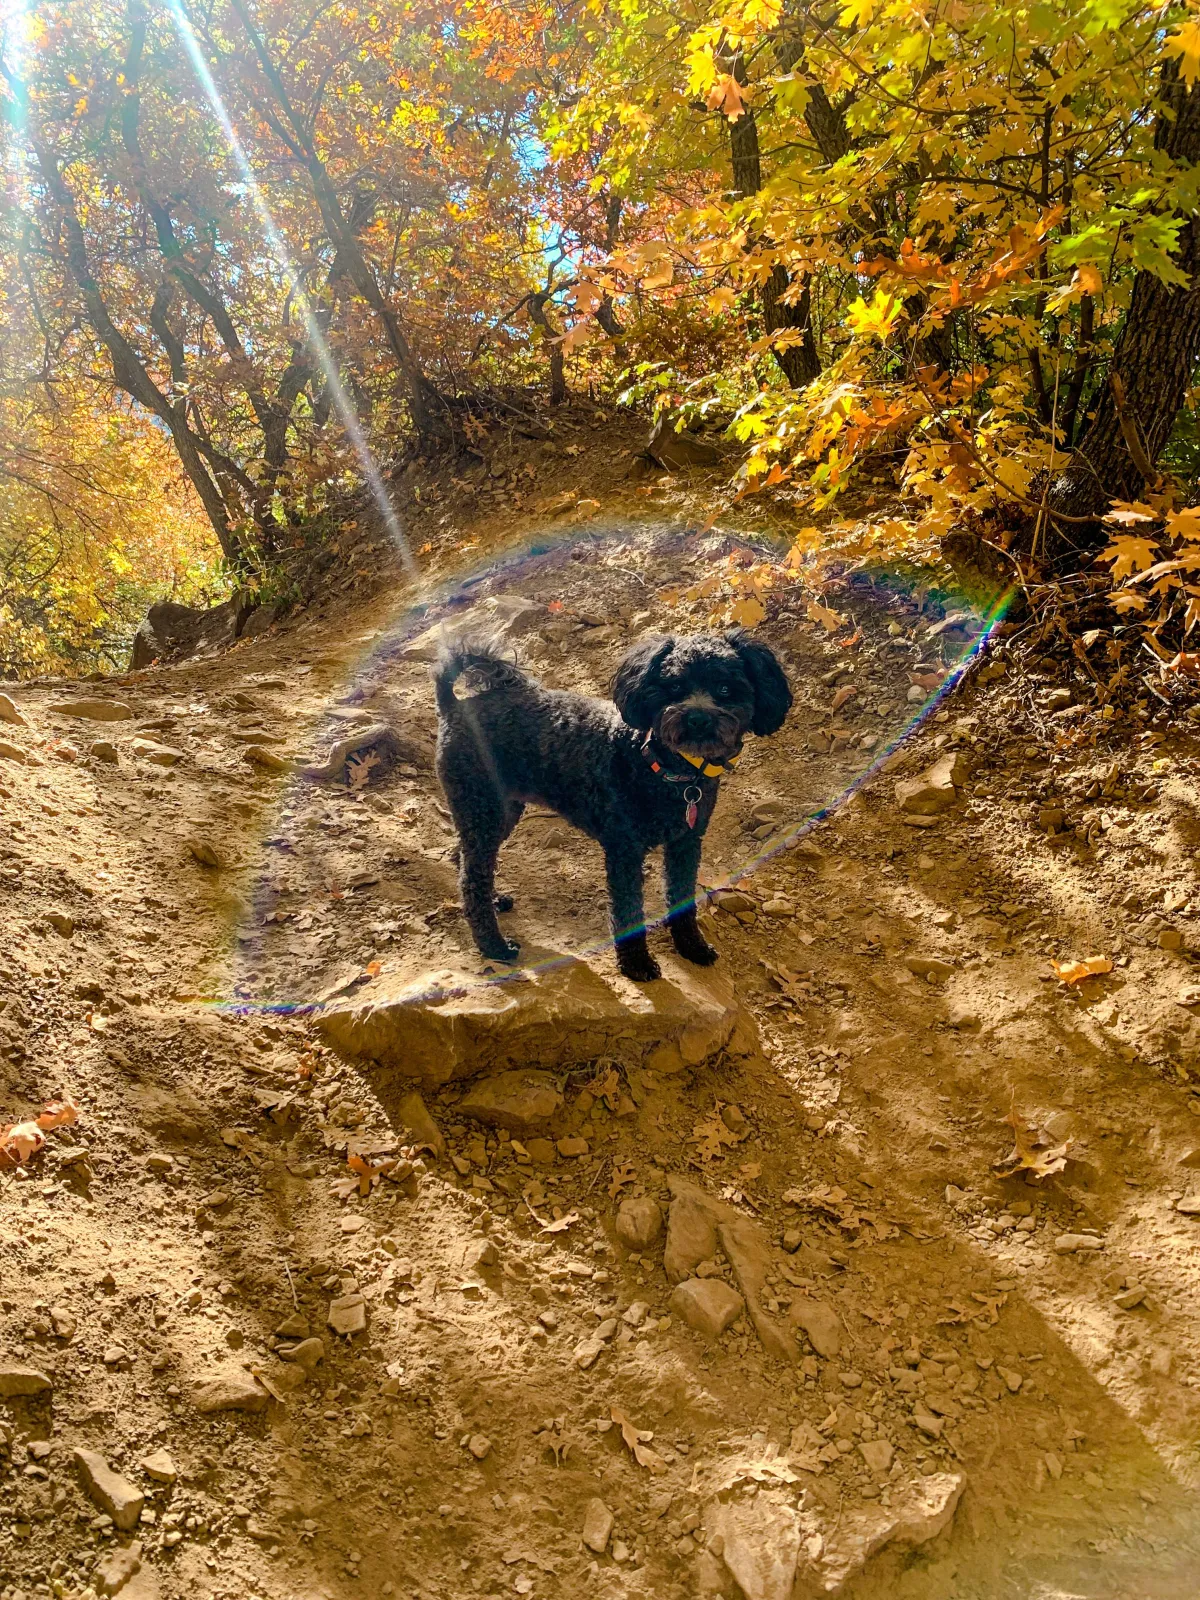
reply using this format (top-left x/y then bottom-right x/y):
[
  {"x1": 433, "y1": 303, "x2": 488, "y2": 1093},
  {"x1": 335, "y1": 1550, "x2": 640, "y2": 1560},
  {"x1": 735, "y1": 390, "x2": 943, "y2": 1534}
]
[
  {"x1": 317, "y1": 956, "x2": 756, "y2": 1089},
  {"x1": 895, "y1": 750, "x2": 970, "y2": 816},
  {"x1": 130, "y1": 594, "x2": 277, "y2": 670},
  {"x1": 399, "y1": 593, "x2": 546, "y2": 662},
  {"x1": 703, "y1": 1471, "x2": 966, "y2": 1599}
]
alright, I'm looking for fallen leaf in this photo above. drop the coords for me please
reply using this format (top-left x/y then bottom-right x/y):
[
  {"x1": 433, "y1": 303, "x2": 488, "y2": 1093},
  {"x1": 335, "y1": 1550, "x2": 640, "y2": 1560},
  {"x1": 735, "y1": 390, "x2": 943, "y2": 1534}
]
[
  {"x1": 347, "y1": 751, "x2": 380, "y2": 791},
  {"x1": 348, "y1": 1151, "x2": 397, "y2": 1196},
  {"x1": 690, "y1": 1104, "x2": 744, "y2": 1161},
  {"x1": 807, "y1": 597, "x2": 844, "y2": 632},
  {"x1": 611, "y1": 1407, "x2": 667, "y2": 1472},
  {"x1": 994, "y1": 1098, "x2": 1074, "y2": 1180},
  {"x1": 539, "y1": 1210, "x2": 579, "y2": 1234},
  {"x1": 523, "y1": 1189, "x2": 579, "y2": 1233},
  {"x1": 0, "y1": 1097, "x2": 81, "y2": 1168},
  {"x1": 1050, "y1": 956, "x2": 1113, "y2": 985},
  {"x1": 830, "y1": 686, "x2": 855, "y2": 713},
  {"x1": 585, "y1": 1065, "x2": 623, "y2": 1112},
  {"x1": 37, "y1": 1098, "x2": 78, "y2": 1131},
  {"x1": 608, "y1": 1160, "x2": 637, "y2": 1200},
  {"x1": 719, "y1": 1444, "x2": 801, "y2": 1487},
  {"x1": 0, "y1": 1120, "x2": 45, "y2": 1166},
  {"x1": 909, "y1": 670, "x2": 946, "y2": 692},
  {"x1": 730, "y1": 594, "x2": 766, "y2": 628}
]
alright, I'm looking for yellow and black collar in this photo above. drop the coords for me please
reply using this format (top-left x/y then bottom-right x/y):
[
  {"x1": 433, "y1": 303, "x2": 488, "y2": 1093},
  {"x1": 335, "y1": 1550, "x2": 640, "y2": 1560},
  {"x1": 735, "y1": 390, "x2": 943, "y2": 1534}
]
[{"x1": 641, "y1": 733, "x2": 741, "y2": 783}]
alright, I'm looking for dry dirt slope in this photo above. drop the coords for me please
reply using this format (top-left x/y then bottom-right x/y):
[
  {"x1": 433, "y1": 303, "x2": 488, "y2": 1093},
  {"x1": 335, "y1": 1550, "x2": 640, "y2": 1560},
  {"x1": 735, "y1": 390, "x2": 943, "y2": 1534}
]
[{"x1": 2, "y1": 513, "x2": 1200, "y2": 1600}]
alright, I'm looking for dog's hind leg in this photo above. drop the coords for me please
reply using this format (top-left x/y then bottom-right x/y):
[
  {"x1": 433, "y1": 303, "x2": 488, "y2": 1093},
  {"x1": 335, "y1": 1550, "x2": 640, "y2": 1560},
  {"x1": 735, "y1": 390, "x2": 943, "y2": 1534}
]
[
  {"x1": 454, "y1": 799, "x2": 523, "y2": 962},
  {"x1": 604, "y1": 844, "x2": 658, "y2": 982},
  {"x1": 663, "y1": 833, "x2": 717, "y2": 966}
]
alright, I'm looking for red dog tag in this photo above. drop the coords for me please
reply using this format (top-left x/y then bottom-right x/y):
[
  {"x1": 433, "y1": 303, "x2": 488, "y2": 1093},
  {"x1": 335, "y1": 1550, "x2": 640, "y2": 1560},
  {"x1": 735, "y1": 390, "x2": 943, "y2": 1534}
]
[{"x1": 684, "y1": 785, "x2": 702, "y2": 829}]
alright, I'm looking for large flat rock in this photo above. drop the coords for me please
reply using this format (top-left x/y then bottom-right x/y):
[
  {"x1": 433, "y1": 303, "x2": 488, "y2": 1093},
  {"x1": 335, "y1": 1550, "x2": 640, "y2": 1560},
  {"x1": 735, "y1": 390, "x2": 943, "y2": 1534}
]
[{"x1": 317, "y1": 957, "x2": 757, "y2": 1087}]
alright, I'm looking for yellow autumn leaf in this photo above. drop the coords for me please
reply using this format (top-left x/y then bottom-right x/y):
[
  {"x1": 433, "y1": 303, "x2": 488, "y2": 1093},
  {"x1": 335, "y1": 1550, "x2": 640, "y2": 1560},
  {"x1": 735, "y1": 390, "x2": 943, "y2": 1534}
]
[
  {"x1": 1165, "y1": 506, "x2": 1200, "y2": 541},
  {"x1": 846, "y1": 289, "x2": 903, "y2": 341},
  {"x1": 806, "y1": 596, "x2": 844, "y2": 631},
  {"x1": 1099, "y1": 536, "x2": 1161, "y2": 581},
  {"x1": 1103, "y1": 501, "x2": 1157, "y2": 524},
  {"x1": 730, "y1": 594, "x2": 766, "y2": 627},
  {"x1": 1164, "y1": 18, "x2": 1200, "y2": 89}
]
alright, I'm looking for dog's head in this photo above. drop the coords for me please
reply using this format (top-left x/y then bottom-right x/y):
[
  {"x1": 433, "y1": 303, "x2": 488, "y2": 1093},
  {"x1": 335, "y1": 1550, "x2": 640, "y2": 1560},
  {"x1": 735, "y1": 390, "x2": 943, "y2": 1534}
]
[{"x1": 611, "y1": 629, "x2": 792, "y2": 762}]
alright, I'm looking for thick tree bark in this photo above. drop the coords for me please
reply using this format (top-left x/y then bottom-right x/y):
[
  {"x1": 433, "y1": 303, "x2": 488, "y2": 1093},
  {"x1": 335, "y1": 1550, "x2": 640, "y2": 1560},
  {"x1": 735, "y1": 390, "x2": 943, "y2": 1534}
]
[
  {"x1": 1049, "y1": 62, "x2": 1200, "y2": 530},
  {"x1": 726, "y1": 58, "x2": 819, "y2": 389}
]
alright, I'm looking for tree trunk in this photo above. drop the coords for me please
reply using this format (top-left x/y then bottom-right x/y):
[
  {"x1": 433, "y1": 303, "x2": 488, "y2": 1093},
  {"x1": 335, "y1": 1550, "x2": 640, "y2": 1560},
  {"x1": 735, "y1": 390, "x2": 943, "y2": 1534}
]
[
  {"x1": 1048, "y1": 62, "x2": 1200, "y2": 531},
  {"x1": 21, "y1": 118, "x2": 240, "y2": 560},
  {"x1": 229, "y1": 0, "x2": 446, "y2": 442},
  {"x1": 528, "y1": 294, "x2": 568, "y2": 405},
  {"x1": 726, "y1": 76, "x2": 820, "y2": 388}
]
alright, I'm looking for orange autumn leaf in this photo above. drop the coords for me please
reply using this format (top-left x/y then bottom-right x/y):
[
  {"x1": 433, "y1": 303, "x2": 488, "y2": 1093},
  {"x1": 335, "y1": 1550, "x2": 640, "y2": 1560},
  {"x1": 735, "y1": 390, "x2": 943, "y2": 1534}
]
[
  {"x1": 1050, "y1": 957, "x2": 1113, "y2": 985},
  {"x1": 37, "y1": 1097, "x2": 78, "y2": 1131},
  {"x1": 0, "y1": 1097, "x2": 80, "y2": 1167}
]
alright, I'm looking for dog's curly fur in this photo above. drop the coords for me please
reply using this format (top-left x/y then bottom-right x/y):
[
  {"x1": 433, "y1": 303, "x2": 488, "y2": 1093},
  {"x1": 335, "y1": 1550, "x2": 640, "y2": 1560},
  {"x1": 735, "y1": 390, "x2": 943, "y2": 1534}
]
[{"x1": 434, "y1": 628, "x2": 792, "y2": 981}]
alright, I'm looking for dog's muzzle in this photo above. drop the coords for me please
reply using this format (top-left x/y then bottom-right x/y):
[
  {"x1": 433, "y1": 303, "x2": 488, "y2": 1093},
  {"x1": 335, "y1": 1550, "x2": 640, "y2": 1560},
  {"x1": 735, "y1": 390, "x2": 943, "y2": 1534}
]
[{"x1": 658, "y1": 701, "x2": 743, "y2": 761}]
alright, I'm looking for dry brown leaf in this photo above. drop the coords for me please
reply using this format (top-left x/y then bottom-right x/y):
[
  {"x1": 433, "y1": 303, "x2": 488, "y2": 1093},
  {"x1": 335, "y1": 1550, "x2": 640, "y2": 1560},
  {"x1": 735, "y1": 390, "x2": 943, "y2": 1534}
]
[
  {"x1": 830, "y1": 685, "x2": 855, "y2": 713},
  {"x1": 608, "y1": 1160, "x2": 637, "y2": 1200},
  {"x1": 539, "y1": 1210, "x2": 579, "y2": 1235},
  {"x1": 995, "y1": 1099, "x2": 1073, "y2": 1180},
  {"x1": 523, "y1": 1188, "x2": 579, "y2": 1233},
  {"x1": 722, "y1": 1446, "x2": 801, "y2": 1487},
  {"x1": 1050, "y1": 956, "x2": 1113, "y2": 985},
  {"x1": 690, "y1": 1105, "x2": 744, "y2": 1162},
  {"x1": 611, "y1": 1407, "x2": 667, "y2": 1472},
  {"x1": 587, "y1": 1066, "x2": 622, "y2": 1111},
  {"x1": 347, "y1": 750, "x2": 380, "y2": 791}
]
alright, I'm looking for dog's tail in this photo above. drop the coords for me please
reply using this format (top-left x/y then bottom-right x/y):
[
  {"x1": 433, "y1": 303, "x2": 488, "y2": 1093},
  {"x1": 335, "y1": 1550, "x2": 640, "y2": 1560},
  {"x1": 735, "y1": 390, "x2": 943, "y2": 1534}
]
[{"x1": 433, "y1": 636, "x2": 527, "y2": 718}]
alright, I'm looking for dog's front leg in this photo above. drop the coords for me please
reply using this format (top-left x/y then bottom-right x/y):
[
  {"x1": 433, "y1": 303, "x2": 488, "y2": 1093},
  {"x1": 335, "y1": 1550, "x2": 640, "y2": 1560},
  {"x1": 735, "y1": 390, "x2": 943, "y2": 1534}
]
[
  {"x1": 605, "y1": 846, "x2": 659, "y2": 982},
  {"x1": 664, "y1": 831, "x2": 718, "y2": 966}
]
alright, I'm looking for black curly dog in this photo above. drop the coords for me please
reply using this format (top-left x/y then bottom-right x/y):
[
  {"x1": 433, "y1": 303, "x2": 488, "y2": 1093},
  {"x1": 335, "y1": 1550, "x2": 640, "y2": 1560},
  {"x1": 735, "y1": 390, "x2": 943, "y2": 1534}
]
[{"x1": 433, "y1": 628, "x2": 792, "y2": 982}]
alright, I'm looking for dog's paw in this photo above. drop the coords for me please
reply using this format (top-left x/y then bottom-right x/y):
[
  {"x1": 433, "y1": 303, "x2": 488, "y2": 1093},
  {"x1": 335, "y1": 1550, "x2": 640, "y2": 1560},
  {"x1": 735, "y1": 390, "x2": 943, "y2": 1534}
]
[
  {"x1": 619, "y1": 952, "x2": 662, "y2": 983},
  {"x1": 494, "y1": 894, "x2": 515, "y2": 913},
  {"x1": 675, "y1": 936, "x2": 719, "y2": 967},
  {"x1": 481, "y1": 938, "x2": 521, "y2": 963}
]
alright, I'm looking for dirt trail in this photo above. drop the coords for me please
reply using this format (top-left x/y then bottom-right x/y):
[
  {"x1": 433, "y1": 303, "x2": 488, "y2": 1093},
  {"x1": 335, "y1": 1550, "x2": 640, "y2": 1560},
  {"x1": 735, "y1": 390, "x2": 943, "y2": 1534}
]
[{"x1": 3, "y1": 464, "x2": 1200, "y2": 1600}]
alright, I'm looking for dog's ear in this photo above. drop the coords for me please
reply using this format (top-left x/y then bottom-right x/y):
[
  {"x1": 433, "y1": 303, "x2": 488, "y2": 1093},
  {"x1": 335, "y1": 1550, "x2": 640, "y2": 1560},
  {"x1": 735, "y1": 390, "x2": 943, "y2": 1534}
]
[
  {"x1": 725, "y1": 627, "x2": 792, "y2": 735},
  {"x1": 612, "y1": 636, "x2": 673, "y2": 728}
]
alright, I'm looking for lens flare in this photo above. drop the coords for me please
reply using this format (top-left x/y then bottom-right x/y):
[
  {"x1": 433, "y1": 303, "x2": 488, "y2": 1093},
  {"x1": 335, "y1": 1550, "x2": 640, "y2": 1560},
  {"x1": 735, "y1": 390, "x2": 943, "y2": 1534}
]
[
  {"x1": 164, "y1": 0, "x2": 418, "y2": 579},
  {"x1": 221, "y1": 522, "x2": 1013, "y2": 1019}
]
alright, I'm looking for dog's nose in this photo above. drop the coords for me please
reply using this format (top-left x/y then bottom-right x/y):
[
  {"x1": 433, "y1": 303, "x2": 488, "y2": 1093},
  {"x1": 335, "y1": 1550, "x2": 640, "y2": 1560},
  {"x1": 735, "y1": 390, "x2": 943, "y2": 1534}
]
[{"x1": 684, "y1": 709, "x2": 712, "y2": 735}]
